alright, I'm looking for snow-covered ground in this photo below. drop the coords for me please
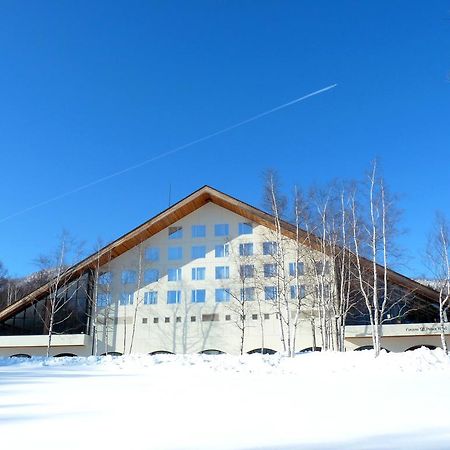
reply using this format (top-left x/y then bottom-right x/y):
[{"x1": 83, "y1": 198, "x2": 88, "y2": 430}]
[{"x1": 1, "y1": 350, "x2": 450, "y2": 450}]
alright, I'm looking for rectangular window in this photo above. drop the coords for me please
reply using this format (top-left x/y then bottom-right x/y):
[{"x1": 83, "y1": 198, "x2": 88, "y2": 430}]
[
  {"x1": 191, "y1": 289, "x2": 206, "y2": 303},
  {"x1": 315, "y1": 261, "x2": 330, "y2": 275},
  {"x1": 145, "y1": 247, "x2": 159, "y2": 261},
  {"x1": 191, "y1": 267, "x2": 206, "y2": 280},
  {"x1": 215, "y1": 266, "x2": 230, "y2": 279},
  {"x1": 121, "y1": 270, "x2": 137, "y2": 284},
  {"x1": 264, "y1": 286, "x2": 277, "y2": 301},
  {"x1": 144, "y1": 269, "x2": 159, "y2": 283},
  {"x1": 168, "y1": 226, "x2": 183, "y2": 239},
  {"x1": 192, "y1": 225, "x2": 206, "y2": 238},
  {"x1": 191, "y1": 316, "x2": 196, "y2": 322},
  {"x1": 165, "y1": 317, "x2": 170, "y2": 323},
  {"x1": 238, "y1": 222, "x2": 253, "y2": 235},
  {"x1": 264, "y1": 313, "x2": 270, "y2": 320},
  {"x1": 191, "y1": 245, "x2": 206, "y2": 259},
  {"x1": 153, "y1": 317, "x2": 159, "y2": 324},
  {"x1": 142, "y1": 318, "x2": 148, "y2": 324},
  {"x1": 167, "y1": 290, "x2": 181, "y2": 304},
  {"x1": 96, "y1": 293, "x2": 111, "y2": 307},
  {"x1": 168, "y1": 268, "x2": 182, "y2": 281},
  {"x1": 144, "y1": 291, "x2": 158, "y2": 305},
  {"x1": 289, "y1": 262, "x2": 304, "y2": 276},
  {"x1": 176, "y1": 316, "x2": 181, "y2": 323},
  {"x1": 240, "y1": 264, "x2": 254, "y2": 278},
  {"x1": 214, "y1": 224, "x2": 229, "y2": 236},
  {"x1": 168, "y1": 246, "x2": 182, "y2": 260},
  {"x1": 240, "y1": 287, "x2": 255, "y2": 301},
  {"x1": 225, "y1": 315, "x2": 231, "y2": 321},
  {"x1": 215, "y1": 243, "x2": 229, "y2": 257},
  {"x1": 215, "y1": 288, "x2": 230, "y2": 302},
  {"x1": 264, "y1": 263, "x2": 277, "y2": 278},
  {"x1": 119, "y1": 292, "x2": 133, "y2": 305},
  {"x1": 263, "y1": 241, "x2": 277, "y2": 256},
  {"x1": 202, "y1": 314, "x2": 219, "y2": 322},
  {"x1": 252, "y1": 314, "x2": 258, "y2": 320},
  {"x1": 239, "y1": 242, "x2": 253, "y2": 256},
  {"x1": 98, "y1": 272, "x2": 112, "y2": 285}
]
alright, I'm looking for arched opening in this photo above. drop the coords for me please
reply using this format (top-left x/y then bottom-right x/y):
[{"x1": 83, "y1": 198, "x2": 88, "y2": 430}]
[
  {"x1": 150, "y1": 351, "x2": 174, "y2": 355},
  {"x1": 100, "y1": 352, "x2": 123, "y2": 357},
  {"x1": 406, "y1": 345, "x2": 438, "y2": 351},
  {"x1": 299, "y1": 347, "x2": 322, "y2": 353},
  {"x1": 354, "y1": 345, "x2": 390, "y2": 352},
  {"x1": 200, "y1": 349, "x2": 225, "y2": 355},
  {"x1": 10, "y1": 354, "x2": 31, "y2": 359},
  {"x1": 54, "y1": 353, "x2": 77, "y2": 357},
  {"x1": 247, "y1": 348, "x2": 276, "y2": 355}
]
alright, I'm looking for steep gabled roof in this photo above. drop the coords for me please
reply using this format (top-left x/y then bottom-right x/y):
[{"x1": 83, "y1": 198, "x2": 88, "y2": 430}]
[{"x1": 0, "y1": 185, "x2": 439, "y2": 322}]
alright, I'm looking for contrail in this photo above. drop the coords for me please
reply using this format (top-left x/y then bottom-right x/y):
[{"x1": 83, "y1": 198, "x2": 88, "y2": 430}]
[{"x1": 0, "y1": 84, "x2": 337, "y2": 224}]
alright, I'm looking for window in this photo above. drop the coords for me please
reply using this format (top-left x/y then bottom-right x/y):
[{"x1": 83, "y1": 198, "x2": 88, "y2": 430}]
[
  {"x1": 215, "y1": 224, "x2": 229, "y2": 236},
  {"x1": 215, "y1": 288, "x2": 230, "y2": 302},
  {"x1": 202, "y1": 314, "x2": 219, "y2": 322},
  {"x1": 290, "y1": 285, "x2": 306, "y2": 300},
  {"x1": 252, "y1": 314, "x2": 258, "y2": 320},
  {"x1": 176, "y1": 316, "x2": 182, "y2": 323},
  {"x1": 264, "y1": 313, "x2": 270, "y2": 320},
  {"x1": 263, "y1": 241, "x2": 277, "y2": 256},
  {"x1": 264, "y1": 264, "x2": 277, "y2": 278},
  {"x1": 239, "y1": 243, "x2": 253, "y2": 256},
  {"x1": 153, "y1": 317, "x2": 159, "y2": 324},
  {"x1": 191, "y1": 245, "x2": 206, "y2": 259},
  {"x1": 168, "y1": 226, "x2": 183, "y2": 239},
  {"x1": 215, "y1": 266, "x2": 230, "y2": 280},
  {"x1": 191, "y1": 316, "x2": 196, "y2": 322},
  {"x1": 192, "y1": 225, "x2": 206, "y2": 238},
  {"x1": 191, "y1": 289, "x2": 206, "y2": 303},
  {"x1": 315, "y1": 261, "x2": 330, "y2": 275},
  {"x1": 121, "y1": 270, "x2": 136, "y2": 284},
  {"x1": 215, "y1": 243, "x2": 229, "y2": 258},
  {"x1": 238, "y1": 222, "x2": 253, "y2": 235},
  {"x1": 167, "y1": 290, "x2": 181, "y2": 304},
  {"x1": 225, "y1": 315, "x2": 231, "y2": 321},
  {"x1": 168, "y1": 268, "x2": 182, "y2": 281},
  {"x1": 98, "y1": 272, "x2": 112, "y2": 285},
  {"x1": 240, "y1": 264, "x2": 254, "y2": 278},
  {"x1": 289, "y1": 262, "x2": 304, "y2": 276},
  {"x1": 142, "y1": 318, "x2": 148, "y2": 324},
  {"x1": 145, "y1": 247, "x2": 159, "y2": 261},
  {"x1": 264, "y1": 286, "x2": 277, "y2": 301},
  {"x1": 191, "y1": 267, "x2": 206, "y2": 280},
  {"x1": 144, "y1": 269, "x2": 159, "y2": 283},
  {"x1": 96, "y1": 293, "x2": 111, "y2": 307},
  {"x1": 144, "y1": 291, "x2": 158, "y2": 305},
  {"x1": 119, "y1": 292, "x2": 133, "y2": 306},
  {"x1": 165, "y1": 317, "x2": 170, "y2": 323},
  {"x1": 240, "y1": 287, "x2": 255, "y2": 301},
  {"x1": 168, "y1": 246, "x2": 182, "y2": 260}
]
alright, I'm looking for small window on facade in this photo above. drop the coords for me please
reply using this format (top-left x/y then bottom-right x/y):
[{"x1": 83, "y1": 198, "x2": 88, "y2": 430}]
[
  {"x1": 264, "y1": 286, "x2": 277, "y2": 301},
  {"x1": 202, "y1": 314, "x2": 220, "y2": 322},
  {"x1": 142, "y1": 318, "x2": 148, "y2": 324},
  {"x1": 191, "y1": 245, "x2": 206, "y2": 259},
  {"x1": 168, "y1": 246, "x2": 183, "y2": 260},
  {"x1": 215, "y1": 243, "x2": 229, "y2": 258},
  {"x1": 263, "y1": 264, "x2": 277, "y2": 278},
  {"x1": 240, "y1": 264, "x2": 254, "y2": 278},
  {"x1": 191, "y1": 267, "x2": 206, "y2": 280},
  {"x1": 98, "y1": 272, "x2": 113, "y2": 285},
  {"x1": 167, "y1": 290, "x2": 181, "y2": 304},
  {"x1": 96, "y1": 293, "x2": 111, "y2": 307},
  {"x1": 168, "y1": 226, "x2": 183, "y2": 239},
  {"x1": 263, "y1": 241, "x2": 278, "y2": 256},
  {"x1": 144, "y1": 291, "x2": 158, "y2": 305},
  {"x1": 145, "y1": 247, "x2": 160, "y2": 261},
  {"x1": 215, "y1": 288, "x2": 230, "y2": 302},
  {"x1": 225, "y1": 315, "x2": 231, "y2": 321},
  {"x1": 239, "y1": 243, "x2": 253, "y2": 257},
  {"x1": 191, "y1": 289, "x2": 206, "y2": 303},
  {"x1": 119, "y1": 292, "x2": 133, "y2": 305},
  {"x1": 144, "y1": 269, "x2": 159, "y2": 283},
  {"x1": 176, "y1": 316, "x2": 182, "y2": 323},
  {"x1": 238, "y1": 222, "x2": 253, "y2": 235},
  {"x1": 168, "y1": 268, "x2": 182, "y2": 282},
  {"x1": 215, "y1": 266, "x2": 230, "y2": 279},
  {"x1": 165, "y1": 317, "x2": 170, "y2": 323},
  {"x1": 191, "y1": 316, "x2": 196, "y2": 322},
  {"x1": 192, "y1": 225, "x2": 206, "y2": 238},
  {"x1": 240, "y1": 287, "x2": 255, "y2": 301},
  {"x1": 289, "y1": 262, "x2": 304, "y2": 276},
  {"x1": 121, "y1": 270, "x2": 137, "y2": 284},
  {"x1": 215, "y1": 224, "x2": 229, "y2": 236},
  {"x1": 252, "y1": 314, "x2": 258, "y2": 320},
  {"x1": 290, "y1": 285, "x2": 306, "y2": 300},
  {"x1": 153, "y1": 317, "x2": 159, "y2": 324},
  {"x1": 264, "y1": 313, "x2": 270, "y2": 320},
  {"x1": 315, "y1": 261, "x2": 330, "y2": 275}
]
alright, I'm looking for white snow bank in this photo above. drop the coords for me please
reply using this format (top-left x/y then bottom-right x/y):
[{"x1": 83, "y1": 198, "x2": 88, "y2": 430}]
[{"x1": 1, "y1": 349, "x2": 450, "y2": 449}]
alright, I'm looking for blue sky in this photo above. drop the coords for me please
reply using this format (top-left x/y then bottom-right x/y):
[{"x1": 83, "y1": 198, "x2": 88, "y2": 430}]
[{"x1": 1, "y1": 1, "x2": 449, "y2": 278}]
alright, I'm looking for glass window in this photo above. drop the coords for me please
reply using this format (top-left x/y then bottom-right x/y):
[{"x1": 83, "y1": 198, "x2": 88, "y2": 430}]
[
  {"x1": 239, "y1": 243, "x2": 253, "y2": 256},
  {"x1": 240, "y1": 264, "x2": 254, "y2": 278},
  {"x1": 264, "y1": 264, "x2": 277, "y2": 278},
  {"x1": 168, "y1": 268, "x2": 182, "y2": 281},
  {"x1": 191, "y1": 245, "x2": 206, "y2": 259},
  {"x1": 144, "y1": 291, "x2": 158, "y2": 305},
  {"x1": 145, "y1": 247, "x2": 159, "y2": 261},
  {"x1": 240, "y1": 287, "x2": 255, "y2": 301},
  {"x1": 215, "y1": 224, "x2": 229, "y2": 236},
  {"x1": 167, "y1": 290, "x2": 181, "y2": 304},
  {"x1": 264, "y1": 286, "x2": 277, "y2": 301},
  {"x1": 191, "y1": 267, "x2": 206, "y2": 280},
  {"x1": 238, "y1": 222, "x2": 253, "y2": 235},
  {"x1": 144, "y1": 269, "x2": 159, "y2": 283},
  {"x1": 168, "y1": 246, "x2": 183, "y2": 260},
  {"x1": 289, "y1": 262, "x2": 304, "y2": 276},
  {"x1": 121, "y1": 270, "x2": 137, "y2": 284},
  {"x1": 191, "y1": 289, "x2": 206, "y2": 303},
  {"x1": 168, "y1": 226, "x2": 183, "y2": 239},
  {"x1": 153, "y1": 317, "x2": 159, "y2": 324},
  {"x1": 97, "y1": 293, "x2": 111, "y2": 307},
  {"x1": 315, "y1": 261, "x2": 330, "y2": 275},
  {"x1": 192, "y1": 225, "x2": 206, "y2": 238},
  {"x1": 215, "y1": 288, "x2": 230, "y2": 302},
  {"x1": 98, "y1": 272, "x2": 112, "y2": 285},
  {"x1": 215, "y1": 243, "x2": 229, "y2": 258},
  {"x1": 215, "y1": 266, "x2": 230, "y2": 279},
  {"x1": 263, "y1": 241, "x2": 277, "y2": 256},
  {"x1": 119, "y1": 292, "x2": 133, "y2": 305},
  {"x1": 290, "y1": 285, "x2": 306, "y2": 300}
]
